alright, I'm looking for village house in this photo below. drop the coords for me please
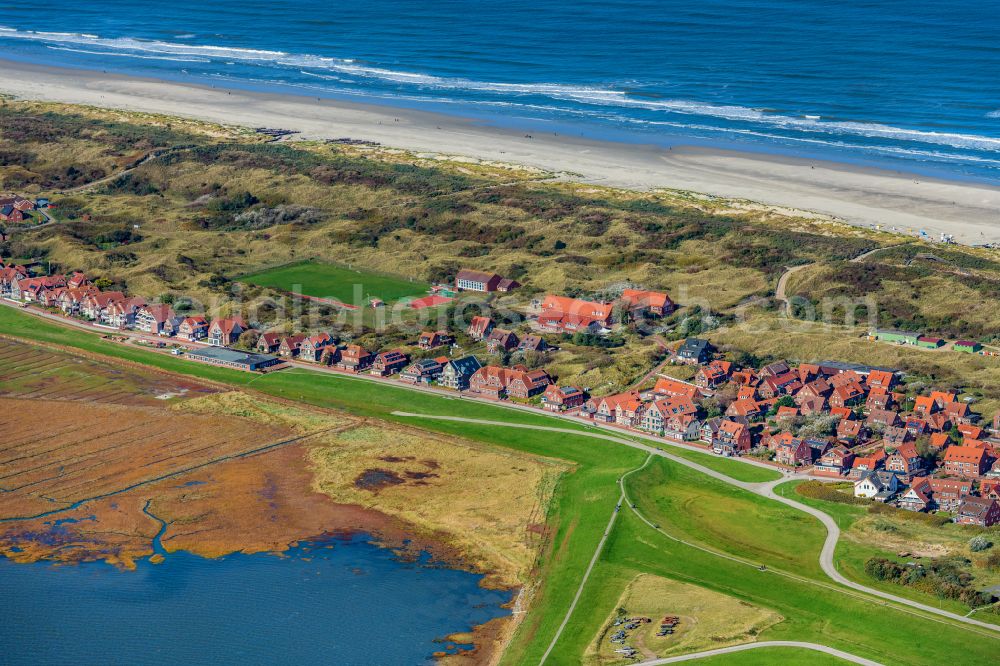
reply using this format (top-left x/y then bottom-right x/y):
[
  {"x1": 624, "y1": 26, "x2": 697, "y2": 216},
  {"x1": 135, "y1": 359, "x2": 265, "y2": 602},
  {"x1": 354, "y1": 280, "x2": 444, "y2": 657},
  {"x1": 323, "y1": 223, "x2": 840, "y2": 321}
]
[
  {"x1": 829, "y1": 382, "x2": 865, "y2": 409},
  {"x1": 954, "y1": 497, "x2": 1000, "y2": 527},
  {"x1": 865, "y1": 389, "x2": 894, "y2": 413},
  {"x1": 0, "y1": 264, "x2": 29, "y2": 296},
  {"x1": 278, "y1": 334, "x2": 307, "y2": 358},
  {"x1": 725, "y1": 398, "x2": 762, "y2": 424},
  {"x1": 814, "y1": 444, "x2": 855, "y2": 476},
  {"x1": 15, "y1": 275, "x2": 66, "y2": 302},
  {"x1": 538, "y1": 294, "x2": 614, "y2": 334},
  {"x1": 619, "y1": 288, "x2": 674, "y2": 318},
  {"x1": 695, "y1": 360, "x2": 732, "y2": 389},
  {"x1": 714, "y1": 420, "x2": 752, "y2": 455},
  {"x1": 517, "y1": 334, "x2": 547, "y2": 353},
  {"x1": 768, "y1": 432, "x2": 809, "y2": 466},
  {"x1": 399, "y1": 357, "x2": 445, "y2": 385},
  {"x1": 943, "y1": 445, "x2": 989, "y2": 478},
  {"x1": 468, "y1": 365, "x2": 551, "y2": 400},
  {"x1": 653, "y1": 377, "x2": 701, "y2": 401},
  {"x1": 299, "y1": 332, "x2": 336, "y2": 363},
  {"x1": 370, "y1": 349, "x2": 409, "y2": 376},
  {"x1": 256, "y1": 332, "x2": 282, "y2": 354},
  {"x1": 336, "y1": 345, "x2": 374, "y2": 373},
  {"x1": 665, "y1": 412, "x2": 701, "y2": 441},
  {"x1": 57, "y1": 286, "x2": 98, "y2": 314},
  {"x1": 854, "y1": 470, "x2": 901, "y2": 501},
  {"x1": 848, "y1": 450, "x2": 887, "y2": 479},
  {"x1": 486, "y1": 328, "x2": 520, "y2": 354},
  {"x1": 700, "y1": 417, "x2": 722, "y2": 445},
  {"x1": 898, "y1": 483, "x2": 932, "y2": 512},
  {"x1": 542, "y1": 385, "x2": 586, "y2": 412},
  {"x1": 418, "y1": 330, "x2": 453, "y2": 350},
  {"x1": 207, "y1": 316, "x2": 245, "y2": 347},
  {"x1": 585, "y1": 391, "x2": 641, "y2": 423},
  {"x1": 866, "y1": 408, "x2": 900, "y2": 430},
  {"x1": 467, "y1": 315, "x2": 494, "y2": 340},
  {"x1": 836, "y1": 418, "x2": 863, "y2": 444},
  {"x1": 80, "y1": 291, "x2": 125, "y2": 323},
  {"x1": 438, "y1": 355, "x2": 483, "y2": 390},
  {"x1": 885, "y1": 442, "x2": 924, "y2": 480},
  {"x1": 108, "y1": 296, "x2": 149, "y2": 329},
  {"x1": 676, "y1": 337, "x2": 711, "y2": 364},
  {"x1": 177, "y1": 316, "x2": 209, "y2": 342},
  {"x1": 907, "y1": 477, "x2": 972, "y2": 512},
  {"x1": 135, "y1": 304, "x2": 176, "y2": 336},
  {"x1": 615, "y1": 397, "x2": 645, "y2": 428}
]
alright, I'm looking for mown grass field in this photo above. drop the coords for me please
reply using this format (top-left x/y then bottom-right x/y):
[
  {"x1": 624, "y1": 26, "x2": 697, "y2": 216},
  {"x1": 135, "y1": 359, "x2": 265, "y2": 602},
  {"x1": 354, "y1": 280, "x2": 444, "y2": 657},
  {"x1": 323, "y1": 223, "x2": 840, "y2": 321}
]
[
  {"x1": 2, "y1": 305, "x2": 998, "y2": 664},
  {"x1": 239, "y1": 260, "x2": 429, "y2": 304}
]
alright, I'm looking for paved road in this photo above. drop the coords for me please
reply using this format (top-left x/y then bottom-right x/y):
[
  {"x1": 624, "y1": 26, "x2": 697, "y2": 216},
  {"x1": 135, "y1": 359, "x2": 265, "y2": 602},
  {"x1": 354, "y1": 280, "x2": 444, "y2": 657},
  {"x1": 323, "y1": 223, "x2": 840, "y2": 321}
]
[
  {"x1": 391, "y1": 411, "x2": 1000, "y2": 637},
  {"x1": 637, "y1": 641, "x2": 883, "y2": 665}
]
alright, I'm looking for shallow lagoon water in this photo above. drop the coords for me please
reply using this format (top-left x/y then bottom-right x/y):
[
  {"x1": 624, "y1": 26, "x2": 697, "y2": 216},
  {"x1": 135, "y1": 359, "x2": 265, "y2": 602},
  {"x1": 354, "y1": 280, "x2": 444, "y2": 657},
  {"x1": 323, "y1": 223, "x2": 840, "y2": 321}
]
[{"x1": 0, "y1": 533, "x2": 511, "y2": 665}]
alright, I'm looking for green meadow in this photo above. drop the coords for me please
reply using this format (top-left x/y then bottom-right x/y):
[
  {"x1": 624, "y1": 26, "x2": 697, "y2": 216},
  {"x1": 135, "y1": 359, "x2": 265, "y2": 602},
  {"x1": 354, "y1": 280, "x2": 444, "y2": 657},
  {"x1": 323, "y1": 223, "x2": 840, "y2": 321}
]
[
  {"x1": 1, "y1": 305, "x2": 998, "y2": 664},
  {"x1": 239, "y1": 260, "x2": 430, "y2": 304}
]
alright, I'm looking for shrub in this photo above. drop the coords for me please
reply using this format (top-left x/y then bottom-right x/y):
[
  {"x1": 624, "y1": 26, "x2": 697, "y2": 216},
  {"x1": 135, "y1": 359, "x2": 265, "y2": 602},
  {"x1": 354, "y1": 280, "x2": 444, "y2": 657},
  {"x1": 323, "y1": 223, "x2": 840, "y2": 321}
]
[
  {"x1": 795, "y1": 481, "x2": 869, "y2": 506},
  {"x1": 970, "y1": 535, "x2": 993, "y2": 553}
]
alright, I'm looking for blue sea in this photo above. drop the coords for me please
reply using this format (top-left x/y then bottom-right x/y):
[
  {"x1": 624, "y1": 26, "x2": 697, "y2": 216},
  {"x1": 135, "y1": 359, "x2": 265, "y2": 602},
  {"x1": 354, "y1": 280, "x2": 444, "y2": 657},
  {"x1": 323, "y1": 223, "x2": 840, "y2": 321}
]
[
  {"x1": 0, "y1": 1, "x2": 998, "y2": 181},
  {"x1": 0, "y1": 533, "x2": 511, "y2": 665}
]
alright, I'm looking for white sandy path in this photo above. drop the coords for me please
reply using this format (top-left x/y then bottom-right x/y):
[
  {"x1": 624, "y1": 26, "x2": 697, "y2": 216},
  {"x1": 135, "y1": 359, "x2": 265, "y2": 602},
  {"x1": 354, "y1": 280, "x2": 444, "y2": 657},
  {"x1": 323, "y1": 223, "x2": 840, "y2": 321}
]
[{"x1": 1, "y1": 59, "x2": 999, "y2": 244}]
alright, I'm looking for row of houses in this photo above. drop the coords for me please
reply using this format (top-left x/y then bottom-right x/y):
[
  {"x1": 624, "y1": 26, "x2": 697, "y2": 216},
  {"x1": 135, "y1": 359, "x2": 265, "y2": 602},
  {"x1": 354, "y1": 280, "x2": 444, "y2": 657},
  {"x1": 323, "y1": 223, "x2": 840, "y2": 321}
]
[
  {"x1": 0, "y1": 264, "x2": 247, "y2": 346},
  {"x1": 0, "y1": 195, "x2": 42, "y2": 224}
]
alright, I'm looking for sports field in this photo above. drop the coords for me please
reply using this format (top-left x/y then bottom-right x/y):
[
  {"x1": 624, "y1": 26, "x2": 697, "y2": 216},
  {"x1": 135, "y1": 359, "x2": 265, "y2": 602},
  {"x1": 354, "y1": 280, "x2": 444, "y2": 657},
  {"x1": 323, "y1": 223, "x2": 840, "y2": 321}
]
[{"x1": 239, "y1": 261, "x2": 430, "y2": 304}]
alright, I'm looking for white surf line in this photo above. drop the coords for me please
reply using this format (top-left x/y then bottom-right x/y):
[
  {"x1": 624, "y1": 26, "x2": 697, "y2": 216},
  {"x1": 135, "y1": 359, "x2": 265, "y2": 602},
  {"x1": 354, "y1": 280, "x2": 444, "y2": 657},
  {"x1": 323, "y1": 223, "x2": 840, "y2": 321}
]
[
  {"x1": 637, "y1": 641, "x2": 883, "y2": 666},
  {"x1": 391, "y1": 411, "x2": 1000, "y2": 638},
  {"x1": 537, "y1": 454, "x2": 653, "y2": 666}
]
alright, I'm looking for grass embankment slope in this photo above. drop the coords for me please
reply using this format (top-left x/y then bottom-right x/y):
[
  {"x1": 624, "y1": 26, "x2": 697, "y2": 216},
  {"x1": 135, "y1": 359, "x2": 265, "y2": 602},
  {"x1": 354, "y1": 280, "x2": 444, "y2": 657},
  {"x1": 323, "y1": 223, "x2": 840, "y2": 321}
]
[{"x1": 1, "y1": 306, "x2": 998, "y2": 664}]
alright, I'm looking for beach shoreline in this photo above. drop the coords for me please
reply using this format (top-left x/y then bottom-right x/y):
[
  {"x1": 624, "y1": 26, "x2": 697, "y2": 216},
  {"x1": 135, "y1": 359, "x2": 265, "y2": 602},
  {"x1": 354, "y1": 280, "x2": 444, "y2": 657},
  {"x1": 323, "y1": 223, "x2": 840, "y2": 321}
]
[{"x1": 1, "y1": 58, "x2": 999, "y2": 244}]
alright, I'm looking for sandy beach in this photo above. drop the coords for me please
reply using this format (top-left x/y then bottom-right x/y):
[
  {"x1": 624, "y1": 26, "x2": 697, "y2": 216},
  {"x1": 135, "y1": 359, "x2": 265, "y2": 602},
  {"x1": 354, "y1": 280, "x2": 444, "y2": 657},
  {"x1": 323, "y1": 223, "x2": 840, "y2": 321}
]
[{"x1": 1, "y1": 58, "x2": 998, "y2": 244}]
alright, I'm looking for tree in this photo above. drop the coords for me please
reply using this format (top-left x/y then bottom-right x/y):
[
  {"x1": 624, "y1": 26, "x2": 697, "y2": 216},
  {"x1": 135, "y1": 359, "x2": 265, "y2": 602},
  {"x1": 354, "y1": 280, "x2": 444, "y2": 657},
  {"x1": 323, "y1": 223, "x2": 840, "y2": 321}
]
[
  {"x1": 93, "y1": 277, "x2": 113, "y2": 290},
  {"x1": 768, "y1": 395, "x2": 796, "y2": 415},
  {"x1": 233, "y1": 329, "x2": 260, "y2": 351}
]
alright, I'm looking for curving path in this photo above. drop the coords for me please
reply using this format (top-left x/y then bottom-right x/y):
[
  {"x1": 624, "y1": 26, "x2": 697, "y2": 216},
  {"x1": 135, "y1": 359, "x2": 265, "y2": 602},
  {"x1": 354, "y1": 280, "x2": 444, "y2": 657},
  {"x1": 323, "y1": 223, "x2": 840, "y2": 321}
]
[
  {"x1": 391, "y1": 411, "x2": 1000, "y2": 637},
  {"x1": 637, "y1": 641, "x2": 883, "y2": 665}
]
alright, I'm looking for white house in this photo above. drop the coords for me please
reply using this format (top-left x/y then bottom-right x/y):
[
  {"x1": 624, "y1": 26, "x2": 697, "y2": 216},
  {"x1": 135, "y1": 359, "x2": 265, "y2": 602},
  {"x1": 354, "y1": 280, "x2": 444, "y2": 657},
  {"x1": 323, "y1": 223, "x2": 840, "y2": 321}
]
[{"x1": 854, "y1": 471, "x2": 900, "y2": 501}]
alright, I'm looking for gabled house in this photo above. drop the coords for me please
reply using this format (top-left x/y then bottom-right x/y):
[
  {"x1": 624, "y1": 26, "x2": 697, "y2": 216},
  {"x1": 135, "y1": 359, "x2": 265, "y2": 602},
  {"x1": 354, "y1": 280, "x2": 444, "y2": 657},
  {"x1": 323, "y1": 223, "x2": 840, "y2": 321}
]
[
  {"x1": 418, "y1": 330, "x2": 453, "y2": 350},
  {"x1": 135, "y1": 304, "x2": 177, "y2": 335},
  {"x1": 542, "y1": 385, "x2": 586, "y2": 412},
  {"x1": 943, "y1": 445, "x2": 989, "y2": 478},
  {"x1": 619, "y1": 288, "x2": 674, "y2": 318},
  {"x1": 336, "y1": 345, "x2": 373, "y2": 373},
  {"x1": 918, "y1": 477, "x2": 972, "y2": 511},
  {"x1": 829, "y1": 382, "x2": 865, "y2": 409},
  {"x1": 207, "y1": 316, "x2": 245, "y2": 347},
  {"x1": 867, "y1": 409, "x2": 900, "y2": 430},
  {"x1": 400, "y1": 358, "x2": 445, "y2": 385},
  {"x1": 725, "y1": 398, "x2": 762, "y2": 424},
  {"x1": 815, "y1": 444, "x2": 855, "y2": 476},
  {"x1": 438, "y1": 355, "x2": 483, "y2": 390},
  {"x1": 256, "y1": 332, "x2": 282, "y2": 354},
  {"x1": 854, "y1": 471, "x2": 900, "y2": 501},
  {"x1": 517, "y1": 334, "x2": 547, "y2": 353},
  {"x1": 653, "y1": 377, "x2": 701, "y2": 401},
  {"x1": 898, "y1": 483, "x2": 932, "y2": 512},
  {"x1": 836, "y1": 419, "x2": 863, "y2": 444},
  {"x1": 469, "y1": 364, "x2": 551, "y2": 400},
  {"x1": 676, "y1": 338, "x2": 711, "y2": 364},
  {"x1": 585, "y1": 391, "x2": 641, "y2": 423},
  {"x1": 538, "y1": 294, "x2": 614, "y2": 333},
  {"x1": 467, "y1": 316, "x2": 494, "y2": 340},
  {"x1": 615, "y1": 398, "x2": 646, "y2": 428},
  {"x1": 177, "y1": 316, "x2": 209, "y2": 342},
  {"x1": 885, "y1": 442, "x2": 924, "y2": 480},
  {"x1": 278, "y1": 334, "x2": 307, "y2": 358},
  {"x1": 695, "y1": 360, "x2": 732, "y2": 389},
  {"x1": 848, "y1": 450, "x2": 886, "y2": 479},
  {"x1": 665, "y1": 412, "x2": 700, "y2": 441},
  {"x1": 714, "y1": 420, "x2": 752, "y2": 455},
  {"x1": 299, "y1": 332, "x2": 336, "y2": 363},
  {"x1": 955, "y1": 497, "x2": 1000, "y2": 527},
  {"x1": 371, "y1": 349, "x2": 409, "y2": 376},
  {"x1": 486, "y1": 329, "x2": 520, "y2": 354}
]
